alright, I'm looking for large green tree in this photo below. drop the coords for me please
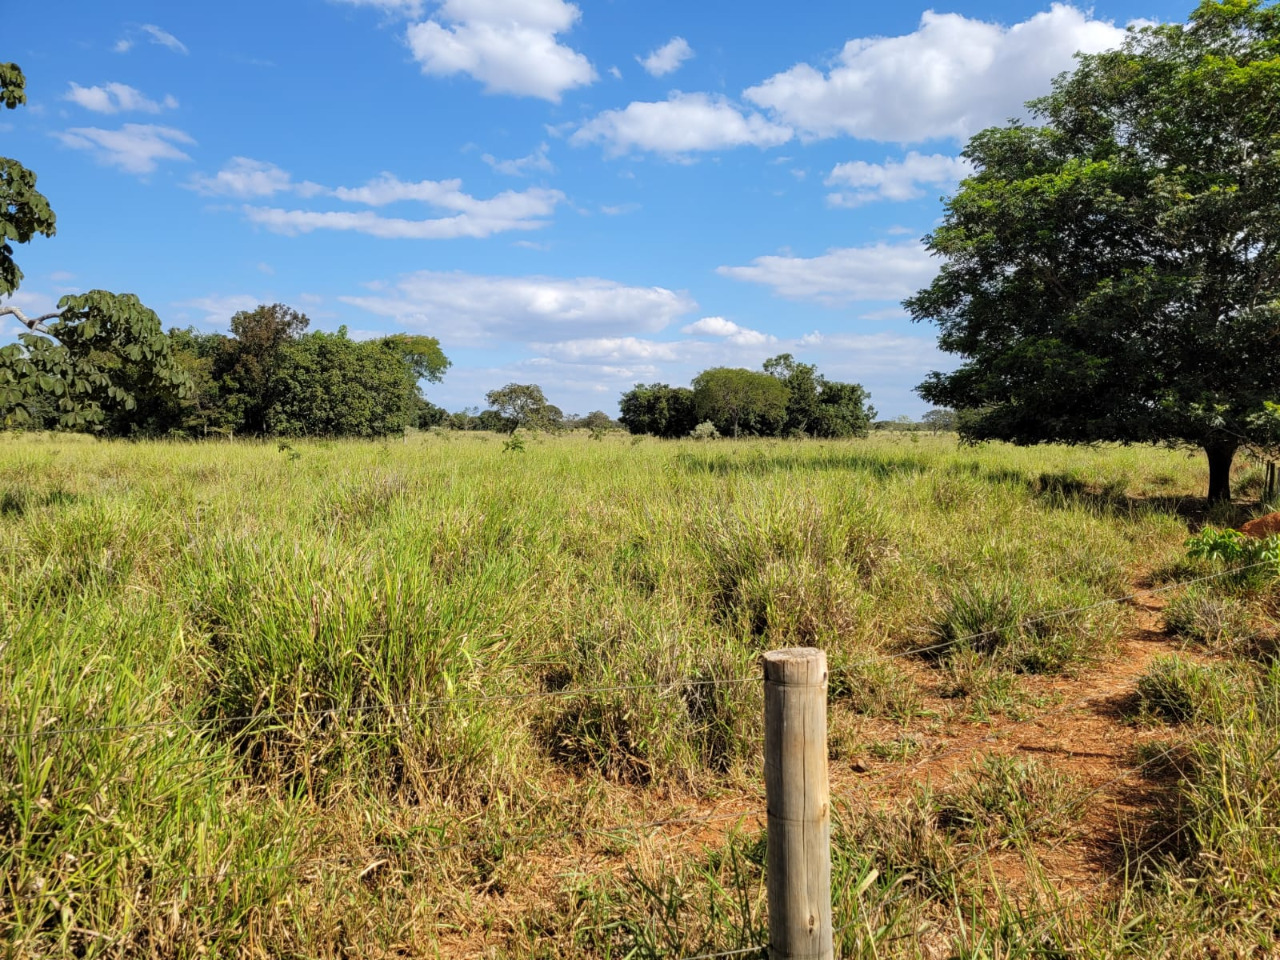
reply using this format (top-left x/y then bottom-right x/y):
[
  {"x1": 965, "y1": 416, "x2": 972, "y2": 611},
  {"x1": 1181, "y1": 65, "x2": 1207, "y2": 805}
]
[
  {"x1": 264, "y1": 327, "x2": 430, "y2": 437},
  {"x1": 484, "y1": 383, "x2": 561, "y2": 432},
  {"x1": 907, "y1": 0, "x2": 1280, "y2": 502},
  {"x1": 617, "y1": 382, "x2": 698, "y2": 438},
  {"x1": 692, "y1": 367, "x2": 788, "y2": 438},
  {"x1": 0, "y1": 63, "x2": 191, "y2": 430},
  {"x1": 763, "y1": 353, "x2": 875, "y2": 438}
]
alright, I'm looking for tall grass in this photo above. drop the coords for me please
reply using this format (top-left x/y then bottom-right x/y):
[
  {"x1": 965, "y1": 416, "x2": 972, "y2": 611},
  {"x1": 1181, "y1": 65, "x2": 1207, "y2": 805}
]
[{"x1": 0, "y1": 430, "x2": 1272, "y2": 957}]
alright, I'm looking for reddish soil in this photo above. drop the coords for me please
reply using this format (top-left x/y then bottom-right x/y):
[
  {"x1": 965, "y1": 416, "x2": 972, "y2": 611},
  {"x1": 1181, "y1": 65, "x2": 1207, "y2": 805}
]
[{"x1": 1241, "y1": 512, "x2": 1280, "y2": 539}]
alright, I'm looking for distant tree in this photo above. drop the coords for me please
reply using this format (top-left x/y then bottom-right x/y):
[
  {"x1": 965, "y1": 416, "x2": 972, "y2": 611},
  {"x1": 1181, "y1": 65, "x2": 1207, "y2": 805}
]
[
  {"x1": 908, "y1": 2, "x2": 1280, "y2": 502},
  {"x1": 474, "y1": 409, "x2": 515, "y2": 432},
  {"x1": 379, "y1": 333, "x2": 450, "y2": 385},
  {"x1": 763, "y1": 354, "x2": 823, "y2": 434},
  {"x1": 263, "y1": 327, "x2": 424, "y2": 437},
  {"x1": 921, "y1": 408, "x2": 957, "y2": 434},
  {"x1": 618, "y1": 383, "x2": 698, "y2": 438},
  {"x1": 218, "y1": 303, "x2": 309, "y2": 434},
  {"x1": 810, "y1": 380, "x2": 875, "y2": 438},
  {"x1": 692, "y1": 367, "x2": 788, "y2": 438},
  {"x1": 485, "y1": 382, "x2": 563, "y2": 432},
  {"x1": 580, "y1": 410, "x2": 619, "y2": 431},
  {"x1": 0, "y1": 62, "x2": 192, "y2": 431}
]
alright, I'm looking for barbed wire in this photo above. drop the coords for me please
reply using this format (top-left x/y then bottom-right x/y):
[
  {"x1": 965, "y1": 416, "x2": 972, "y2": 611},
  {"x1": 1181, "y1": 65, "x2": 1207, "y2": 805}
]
[{"x1": 3, "y1": 559, "x2": 1271, "y2": 745}]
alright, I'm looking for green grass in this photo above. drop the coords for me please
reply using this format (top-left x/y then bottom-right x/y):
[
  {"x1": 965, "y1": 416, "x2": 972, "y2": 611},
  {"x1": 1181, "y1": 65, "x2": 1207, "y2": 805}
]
[{"x1": 1, "y1": 430, "x2": 1276, "y2": 957}]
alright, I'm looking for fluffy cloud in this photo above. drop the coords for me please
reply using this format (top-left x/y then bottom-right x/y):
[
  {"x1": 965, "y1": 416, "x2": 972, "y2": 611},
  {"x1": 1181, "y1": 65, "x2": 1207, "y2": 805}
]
[
  {"x1": 189, "y1": 157, "x2": 325, "y2": 198},
  {"x1": 718, "y1": 241, "x2": 937, "y2": 305},
  {"x1": 174, "y1": 294, "x2": 265, "y2": 326},
  {"x1": 825, "y1": 152, "x2": 971, "y2": 207},
  {"x1": 536, "y1": 336, "x2": 683, "y2": 362},
  {"x1": 572, "y1": 92, "x2": 792, "y2": 156},
  {"x1": 743, "y1": 5, "x2": 1128, "y2": 142},
  {"x1": 639, "y1": 36, "x2": 694, "y2": 77},
  {"x1": 53, "y1": 124, "x2": 194, "y2": 174},
  {"x1": 64, "y1": 82, "x2": 177, "y2": 114},
  {"x1": 341, "y1": 270, "x2": 696, "y2": 345},
  {"x1": 245, "y1": 205, "x2": 553, "y2": 239},
  {"x1": 482, "y1": 142, "x2": 554, "y2": 176},
  {"x1": 681, "y1": 316, "x2": 776, "y2": 346},
  {"x1": 406, "y1": 0, "x2": 595, "y2": 101}
]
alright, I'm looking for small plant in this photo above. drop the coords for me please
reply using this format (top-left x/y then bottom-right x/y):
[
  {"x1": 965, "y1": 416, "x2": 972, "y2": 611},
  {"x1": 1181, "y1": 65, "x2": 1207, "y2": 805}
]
[
  {"x1": 690, "y1": 420, "x2": 720, "y2": 441},
  {"x1": 502, "y1": 432, "x2": 526, "y2": 453},
  {"x1": 1164, "y1": 587, "x2": 1255, "y2": 649},
  {"x1": 932, "y1": 754, "x2": 1086, "y2": 843},
  {"x1": 1186, "y1": 526, "x2": 1280, "y2": 566},
  {"x1": 1135, "y1": 656, "x2": 1226, "y2": 724},
  {"x1": 277, "y1": 440, "x2": 301, "y2": 461}
]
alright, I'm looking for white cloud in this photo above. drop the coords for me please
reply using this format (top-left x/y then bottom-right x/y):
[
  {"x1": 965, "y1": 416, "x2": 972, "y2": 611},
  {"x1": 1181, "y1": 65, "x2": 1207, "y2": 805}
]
[
  {"x1": 174, "y1": 294, "x2": 264, "y2": 327},
  {"x1": 341, "y1": 270, "x2": 696, "y2": 345},
  {"x1": 639, "y1": 36, "x2": 693, "y2": 77},
  {"x1": 141, "y1": 24, "x2": 189, "y2": 55},
  {"x1": 333, "y1": 0, "x2": 424, "y2": 14},
  {"x1": 482, "y1": 142, "x2": 554, "y2": 176},
  {"x1": 405, "y1": 0, "x2": 595, "y2": 102},
  {"x1": 189, "y1": 157, "x2": 325, "y2": 198},
  {"x1": 681, "y1": 316, "x2": 776, "y2": 346},
  {"x1": 743, "y1": 5, "x2": 1128, "y2": 142},
  {"x1": 608, "y1": 66, "x2": 623, "y2": 80},
  {"x1": 192, "y1": 160, "x2": 564, "y2": 238},
  {"x1": 572, "y1": 92, "x2": 792, "y2": 156},
  {"x1": 825, "y1": 152, "x2": 971, "y2": 207},
  {"x1": 718, "y1": 240, "x2": 937, "y2": 305},
  {"x1": 331, "y1": 174, "x2": 563, "y2": 217},
  {"x1": 244, "y1": 206, "x2": 550, "y2": 239},
  {"x1": 64, "y1": 82, "x2": 177, "y2": 114},
  {"x1": 53, "y1": 124, "x2": 195, "y2": 174},
  {"x1": 537, "y1": 336, "x2": 682, "y2": 362}
]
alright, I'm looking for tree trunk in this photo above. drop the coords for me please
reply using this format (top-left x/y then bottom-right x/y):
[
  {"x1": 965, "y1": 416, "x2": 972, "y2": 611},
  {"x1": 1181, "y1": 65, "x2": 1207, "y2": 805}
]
[{"x1": 1205, "y1": 442, "x2": 1237, "y2": 503}]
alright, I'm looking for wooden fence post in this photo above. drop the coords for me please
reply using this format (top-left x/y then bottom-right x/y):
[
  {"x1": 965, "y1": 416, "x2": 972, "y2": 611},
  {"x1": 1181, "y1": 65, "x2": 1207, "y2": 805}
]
[{"x1": 762, "y1": 648, "x2": 833, "y2": 960}]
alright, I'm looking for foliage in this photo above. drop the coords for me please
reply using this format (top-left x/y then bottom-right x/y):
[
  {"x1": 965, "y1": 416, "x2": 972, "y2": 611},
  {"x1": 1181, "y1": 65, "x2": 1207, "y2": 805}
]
[
  {"x1": 1, "y1": 62, "x2": 193, "y2": 429},
  {"x1": 0, "y1": 64, "x2": 54, "y2": 300},
  {"x1": 1185, "y1": 526, "x2": 1280, "y2": 575},
  {"x1": 908, "y1": 1, "x2": 1280, "y2": 501},
  {"x1": 621, "y1": 360, "x2": 873, "y2": 440},
  {"x1": 690, "y1": 420, "x2": 720, "y2": 440},
  {"x1": 2, "y1": 292, "x2": 192, "y2": 430},
  {"x1": 618, "y1": 382, "x2": 699, "y2": 438},
  {"x1": 763, "y1": 353, "x2": 875, "y2": 438},
  {"x1": 262, "y1": 327, "x2": 428, "y2": 437},
  {"x1": 484, "y1": 382, "x2": 562, "y2": 432},
  {"x1": 692, "y1": 367, "x2": 788, "y2": 438}
]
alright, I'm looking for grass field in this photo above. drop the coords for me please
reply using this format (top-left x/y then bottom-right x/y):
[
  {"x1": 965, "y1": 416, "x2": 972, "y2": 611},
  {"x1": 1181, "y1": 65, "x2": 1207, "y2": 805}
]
[{"x1": 2, "y1": 430, "x2": 1278, "y2": 958}]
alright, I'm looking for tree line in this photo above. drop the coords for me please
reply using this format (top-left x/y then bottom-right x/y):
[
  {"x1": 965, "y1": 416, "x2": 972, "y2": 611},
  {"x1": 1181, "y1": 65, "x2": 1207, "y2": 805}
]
[{"x1": 618, "y1": 355, "x2": 874, "y2": 439}]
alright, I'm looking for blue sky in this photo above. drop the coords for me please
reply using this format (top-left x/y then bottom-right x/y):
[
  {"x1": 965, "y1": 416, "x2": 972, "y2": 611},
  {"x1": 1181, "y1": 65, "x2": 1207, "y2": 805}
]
[{"x1": 3, "y1": 0, "x2": 1190, "y2": 417}]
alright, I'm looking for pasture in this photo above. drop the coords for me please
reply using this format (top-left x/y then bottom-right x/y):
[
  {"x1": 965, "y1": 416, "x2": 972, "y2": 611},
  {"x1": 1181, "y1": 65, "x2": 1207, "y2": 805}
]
[{"x1": 2, "y1": 431, "x2": 1277, "y2": 958}]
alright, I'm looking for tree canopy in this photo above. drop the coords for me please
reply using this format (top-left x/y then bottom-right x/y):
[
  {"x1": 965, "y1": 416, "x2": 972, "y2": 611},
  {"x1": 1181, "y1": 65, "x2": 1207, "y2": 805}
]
[
  {"x1": 484, "y1": 383, "x2": 562, "y2": 432},
  {"x1": 907, "y1": 0, "x2": 1280, "y2": 501},
  {"x1": 0, "y1": 62, "x2": 193, "y2": 430},
  {"x1": 617, "y1": 383, "x2": 699, "y2": 438},
  {"x1": 619, "y1": 357, "x2": 874, "y2": 439},
  {"x1": 692, "y1": 367, "x2": 789, "y2": 438}
]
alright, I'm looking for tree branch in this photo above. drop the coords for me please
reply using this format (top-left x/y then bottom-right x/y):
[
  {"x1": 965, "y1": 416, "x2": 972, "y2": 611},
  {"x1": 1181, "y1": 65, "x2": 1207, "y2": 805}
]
[{"x1": 0, "y1": 305, "x2": 61, "y2": 334}]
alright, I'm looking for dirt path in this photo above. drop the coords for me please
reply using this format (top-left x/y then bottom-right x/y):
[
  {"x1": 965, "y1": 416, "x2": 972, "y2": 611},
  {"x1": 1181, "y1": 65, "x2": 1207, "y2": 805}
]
[{"x1": 830, "y1": 588, "x2": 1201, "y2": 905}]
